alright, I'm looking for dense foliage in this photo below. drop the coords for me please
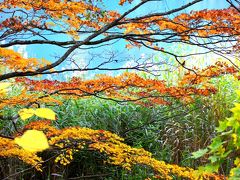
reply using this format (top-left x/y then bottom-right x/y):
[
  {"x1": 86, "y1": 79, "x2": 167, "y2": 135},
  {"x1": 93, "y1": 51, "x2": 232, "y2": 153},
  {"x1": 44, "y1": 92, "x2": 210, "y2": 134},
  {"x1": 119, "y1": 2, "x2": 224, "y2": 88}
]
[{"x1": 0, "y1": 0, "x2": 239, "y2": 179}]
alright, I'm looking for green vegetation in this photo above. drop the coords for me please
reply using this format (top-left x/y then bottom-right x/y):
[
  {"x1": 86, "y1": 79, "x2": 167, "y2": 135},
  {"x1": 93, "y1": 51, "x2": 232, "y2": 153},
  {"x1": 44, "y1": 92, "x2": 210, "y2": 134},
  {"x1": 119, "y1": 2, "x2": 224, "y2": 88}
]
[{"x1": 1, "y1": 73, "x2": 238, "y2": 179}]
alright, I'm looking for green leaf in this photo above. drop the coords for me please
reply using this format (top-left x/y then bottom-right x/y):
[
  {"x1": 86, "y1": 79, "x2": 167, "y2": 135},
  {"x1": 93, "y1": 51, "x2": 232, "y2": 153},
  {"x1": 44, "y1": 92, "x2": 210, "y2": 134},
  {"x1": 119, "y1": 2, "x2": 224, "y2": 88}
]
[
  {"x1": 231, "y1": 103, "x2": 240, "y2": 119},
  {"x1": 209, "y1": 155, "x2": 219, "y2": 163},
  {"x1": 216, "y1": 120, "x2": 228, "y2": 132},
  {"x1": 229, "y1": 168, "x2": 240, "y2": 179},
  {"x1": 191, "y1": 148, "x2": 208, "y2": 159},
  {"x1": 222, "y1": 150, "x2": 232, "y2": 158},
  {"x1": 227, "y1": 117, "x2": 237, "y2": 126},
  {"x1": 209, "y1": 137, "x2": 223, "y2": 152},
  {"x1": 202, "y1": 164, "x2": 220, "y2": 173}
]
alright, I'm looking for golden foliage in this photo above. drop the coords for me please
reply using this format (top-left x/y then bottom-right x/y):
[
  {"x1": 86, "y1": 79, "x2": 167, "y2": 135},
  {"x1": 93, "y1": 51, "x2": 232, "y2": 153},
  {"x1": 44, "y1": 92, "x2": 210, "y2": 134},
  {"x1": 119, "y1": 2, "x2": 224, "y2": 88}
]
[
  {"x1": 0, "y1": 48, "x2": 52, "y2": 73},
  {"x1": 0, "y1": 48, "x2": 39, "y2": 72},
  {"x1": 14, "y1": 60, "x2": 238, "y2": 107},
  {"x1": 179, "y1": 61, "x2": 238, "y2": 86},
  {"x1": 14, "y1": 130, "x2": 49, "y2": 153},
  {"x1": 0, "y1": 0, "x2": 120, "y2": 35},
  {"x1": 18, "y1": 108, "x2": 36, "y2": 121},
  {"x1": 18, "y1": 108, "x2": 56, "y2": 121},
  {"x1": 0, "y1": 86, "x2": 62, "y2": 110},
  {"x1": 0, "y1": 121, "x2": 225, "y2": 179},
  {"x1": 0, "y1": 137, "x2": 43, "y2": 171},
  {"x1": 122, "y1": 7, "x2": 239, "y2": 47},
  {"x1": 1, "y1": 0, "x2": 238, "y2": 46}
]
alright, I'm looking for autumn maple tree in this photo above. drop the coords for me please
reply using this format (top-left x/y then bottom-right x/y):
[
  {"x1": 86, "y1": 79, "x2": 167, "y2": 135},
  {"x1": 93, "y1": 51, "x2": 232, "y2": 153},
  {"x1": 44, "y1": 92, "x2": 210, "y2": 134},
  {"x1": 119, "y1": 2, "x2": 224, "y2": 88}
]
[{"x1": 0, "y1": 0, "x2": 239, "y2": 179}]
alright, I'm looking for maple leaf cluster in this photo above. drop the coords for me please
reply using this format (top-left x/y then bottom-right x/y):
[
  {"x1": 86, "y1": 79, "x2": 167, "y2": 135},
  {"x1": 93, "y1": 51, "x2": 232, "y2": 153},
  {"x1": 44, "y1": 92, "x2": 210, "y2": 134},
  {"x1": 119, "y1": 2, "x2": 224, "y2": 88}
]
[{"x1": 14, "y1": 61, "x2": 237, "y2": 107}]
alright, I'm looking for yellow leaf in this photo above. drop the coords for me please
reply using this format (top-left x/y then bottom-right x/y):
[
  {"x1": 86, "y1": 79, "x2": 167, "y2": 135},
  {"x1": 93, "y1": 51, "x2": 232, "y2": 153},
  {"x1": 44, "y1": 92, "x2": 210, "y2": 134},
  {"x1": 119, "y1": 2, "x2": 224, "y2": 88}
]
[
  {"x1": 18, "y1": 108, "x2": 35, "y2": 121},
  {"x1": 236, "y1": 90, "x2": 240, "y2": 96},
  {"x1": 0, "y1": 82, "x2": 11, "y2": 90},
  {"x1": 34, "y1": 108, "x2": 56, "y2": 120},
  {"x1": 0, "y1": 89, "x2": 6, "y2": 94},
  {"x1": 0, "y1": 82, "x2": 11, "y2": 94},
  {"x1": 14, "y1": 130, "x2": 49, "y2": 152}
]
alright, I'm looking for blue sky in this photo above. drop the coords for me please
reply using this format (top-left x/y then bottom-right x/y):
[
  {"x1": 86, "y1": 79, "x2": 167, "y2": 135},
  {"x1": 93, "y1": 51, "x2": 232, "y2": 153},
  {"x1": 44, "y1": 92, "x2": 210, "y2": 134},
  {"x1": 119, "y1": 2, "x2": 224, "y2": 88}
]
[{"x1": 5, "y1": 0, "x2": 232, "y2": 80}]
